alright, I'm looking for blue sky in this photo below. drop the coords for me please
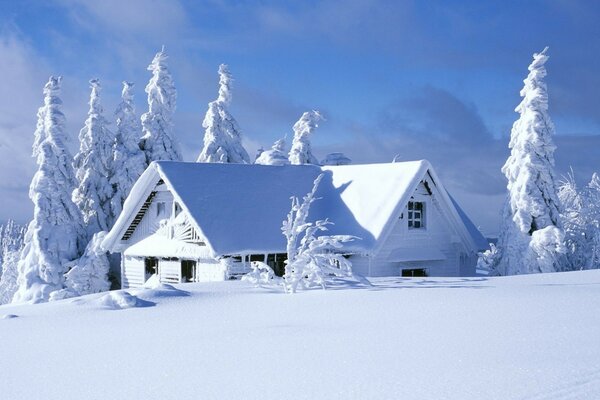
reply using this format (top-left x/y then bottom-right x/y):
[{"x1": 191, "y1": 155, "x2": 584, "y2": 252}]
[{"x1": 0, "y1": 0, "x2": 599, "y2": 236}]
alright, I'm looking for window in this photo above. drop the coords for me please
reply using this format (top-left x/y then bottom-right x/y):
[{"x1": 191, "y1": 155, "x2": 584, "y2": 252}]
[
  {"x1": 145, "y1": 258, "x2": 158, "y2": 279},
  {"x1": 407, "y1": 201, "x2": 425, "y2": 229},
  {"x1": 156, "y1": 202, "x2": 166, "y2": 217},
  {"x1": 181, "y1": 260, "x2": 196, "y2": 282},
  {"x1": 174, "y1": 202, "x2": 182, "y2": 217},
  {"x1": 402, "y1": 268, "x2": 428, "y2": 277}
]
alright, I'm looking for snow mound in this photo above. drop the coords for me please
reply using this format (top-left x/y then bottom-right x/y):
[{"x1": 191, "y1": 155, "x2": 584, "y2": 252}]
[
  {"x1": 1, "y1": 314, "x2": 18, "y2": 319},
  {"x1": 134, "y1": 274, "x2": 190, "y2": 299},
  {"x1": 95, "y1": 291, "x2": 152, "y2": 310}
]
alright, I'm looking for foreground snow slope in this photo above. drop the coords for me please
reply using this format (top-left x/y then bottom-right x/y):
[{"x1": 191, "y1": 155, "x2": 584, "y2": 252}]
[{"x1": 1, "y1": 271, "x2": 600, "y2": 400}]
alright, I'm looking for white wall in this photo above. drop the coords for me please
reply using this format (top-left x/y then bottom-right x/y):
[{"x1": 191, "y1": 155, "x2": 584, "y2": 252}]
[{"x1": 371, "y1": 180, "x2": 474, "y2": 277}]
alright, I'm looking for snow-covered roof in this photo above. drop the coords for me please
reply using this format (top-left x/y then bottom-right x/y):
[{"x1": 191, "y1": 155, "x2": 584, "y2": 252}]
[
  {"x1": 105, "y1": 160, "x2": 486, "y2": 256},
  {"x1": 124, "y1": 233, "x2": 214, "y2": 259}
]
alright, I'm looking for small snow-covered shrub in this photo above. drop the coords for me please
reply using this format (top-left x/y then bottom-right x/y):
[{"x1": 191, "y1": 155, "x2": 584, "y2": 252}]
[
  {"x1": 281, "y1": 174, "x2": 356, "y2": 293},
  {"x1": 242, "y1": 261, "x2": 280, "y2": 287}
]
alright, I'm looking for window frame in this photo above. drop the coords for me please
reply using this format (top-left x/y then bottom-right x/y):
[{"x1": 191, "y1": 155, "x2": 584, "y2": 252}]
[{"x1": 407, "y1": 200, "x2": 426, "y2": 230}]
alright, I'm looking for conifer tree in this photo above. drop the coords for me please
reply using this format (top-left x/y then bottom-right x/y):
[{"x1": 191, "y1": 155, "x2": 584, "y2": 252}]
[
  {"x1": 73, "y1": 79, "x2": 115, "y2": 236},
  {"x1": 288, "y1": 111, "x2": 322, "y2": 165},
  {"x1": 197, "y1": 64, "x2": 250, "y2": 163},
  {"x1": 14, "y1": 76, "x2": 85, "y2": 303},
  {"x1": 492, "y1": 47, "x2": 565, "y2": 275},
  {"x1": 140, "y1": 47, "x2": 182, "y2": 163},
  {"x1": 255, "y1": 137, "x2": 290, "y2": 166},
  {"x1": 111, "y1": 81, "x2": 146, "y2": 219}
]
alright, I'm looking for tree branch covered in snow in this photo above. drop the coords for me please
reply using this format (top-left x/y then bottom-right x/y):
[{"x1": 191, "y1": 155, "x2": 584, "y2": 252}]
[
  {"x1": 197, "y1": 64, "x2": 250, "y2": 164},
  {"x1": 140, "y1": 47, "x2": 182, "y2": 163},
  {"x1": 281, "y1": 174, "x2": 356, "y2": 293},
  {"x1": 51, "y1": 231, "x2": 111, "y2": 300},
  {"x1": 14, "y1": 76, "x2": 86, "y2": 303},
  {"x1": 288, "y1": 111, "x2": 323, "y2": 165}
]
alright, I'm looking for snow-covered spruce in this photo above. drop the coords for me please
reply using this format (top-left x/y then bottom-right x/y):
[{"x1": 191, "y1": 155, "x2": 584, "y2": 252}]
[
  {"x1": 197, "y1": 64, "x2": 250, "y2": 164},
  {"x1": 52, "y1": 231, "x2": 110, "y2": 299},
  {"x1": 281, "y1": 173, "x2": 356, "y2": 293},
  {"x1": 0, "y1": 220, "x2": 26, "y2": 304},
  {"x1": 288, "y1": 111, "x2": 323, "y2": 165},
  {"x1": 14, "y1": 76, "x2": 86, "y2": 303},
  {"x1": 558, "y1": 173, "x2": 600, "y2": 270},
  {"x1": 488, "y1": 47, "x2": 565, "y2": 276},
  {"x1": 255, "y1": 137, "x2": 290, "y2": 166},
  {"x1": 140, "y1": 47, "x2": 182, "y2": 163},
  {"x1": 111, "y1": 81, "x2": 147, "y2": 219},
  {"x1": 73, "y1": 79, "x2": 115, "y2": 237},
  {"x1": 321, "y1": 152, "x2": 351, "y2": 166}
]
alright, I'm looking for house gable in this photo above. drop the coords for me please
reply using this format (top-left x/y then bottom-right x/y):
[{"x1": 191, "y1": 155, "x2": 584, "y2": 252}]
[{"x1": 104, "y1": 160, "x2": 484, "y2": 264}]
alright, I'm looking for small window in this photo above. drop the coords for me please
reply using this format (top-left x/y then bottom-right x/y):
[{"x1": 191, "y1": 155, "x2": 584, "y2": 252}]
[
  {"x1": 402, "y1": 268, "x2": 428, "y2": 277},
  {"x1": 145, "y1": 257, "x2": 158, "y2": 279},
  {"x1": 156, "y1": 202, "x2": 165, "y2": 217},
  {"x1": 407, "y1": 201, "x2": 425, "y2": 229},
  {"x1": 174, "y1": 202, "x2": 182, "y2": 217}
]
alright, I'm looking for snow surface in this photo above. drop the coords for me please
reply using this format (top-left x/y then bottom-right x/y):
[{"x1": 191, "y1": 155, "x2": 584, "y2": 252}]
[{"x1": 1, "y1": 270, "x2": 599, "y2": 399}]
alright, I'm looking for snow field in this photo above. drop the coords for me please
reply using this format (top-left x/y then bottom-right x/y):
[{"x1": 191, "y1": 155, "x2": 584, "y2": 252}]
[{"x1": 1, "y1": 270, "x2": 600, "y2": 399}]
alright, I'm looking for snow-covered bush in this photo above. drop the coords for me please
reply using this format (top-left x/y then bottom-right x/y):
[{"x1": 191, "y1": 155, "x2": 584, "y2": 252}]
[
  {"x1": 281, "y1": 174, "x2": 356, "y2": 293},
  {"x1": 288, "y1": 111, "x2": 323, "y2": 165},
  {"x1": 197, "y1": 64, "x2": 250, "y2": 164},
  {"x1": 0, "y1": 220, "x2": 26, "y2": 304},
  {"x1": 321, "y1": 152, "x2": 351, "y2": 166},
  {"x1": 558, "y1": 173, "x2": 600, "y2": 270},
  {"x1": 241, "y1": 261, "x2": 280, "y2": 287},
  {"x1": 488, "y1": 47, "x2": 565, "y2": 275},
  {"x1": 140, "y1": 47, "x2": 182, "y2": 163},
  {"x1": 14, "y1": 76, "x2": 86, "y2": 303},
  {"x1": 255, "y1": 138, "x2": 290, "y2": 166},
  {"x1": 111, "y1": 81, "x2": 147, "y2": 220},
  {"x1": 73, "y1": 79, "x2": 115, "y2": 236},
  {"x1": 62, "y1": 231, "x2": 111, "y2": 297}
]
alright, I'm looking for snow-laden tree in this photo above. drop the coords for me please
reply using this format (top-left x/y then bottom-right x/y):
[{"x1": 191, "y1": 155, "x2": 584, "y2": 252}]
[
  {"x1": 197, "y1": 64, "x2": 250, "y2": 164},
  {"x1": 490, "y1": 47, "x2": 565, "y2": 275},
  {"x1": 73, "y1": 79, "x2": 115, "y2": 237},
  {"x1": 56, "y1": 231, "x2": 110, "y2": 298},
  {"x1": 140, "y1": 47, "x2": 182, "y2": 163},
  {"x1": 13, "y1": 76, "x2": 86, "y2": 303},
  {"x1": 111, "y1": 81, "x2": 147, "y2": 219},
  {"x1": 255, "y1": 137, "x2": 290, "y2": 166},
  {"x1": 288, "y1": 111, "x2": 323, "y2": 165},
  {"x1": 0, "y1": 221, "x2": 26, "y2": 304},
  {"x1": 282, "y1": 174, "x2": 356, "y2": 293},
  {"x1": 558, "y1": 173, "x2": 600, "y2": 270},
  {"x1": 321, "y1": 152, "x2": 352, "y2": 166}
]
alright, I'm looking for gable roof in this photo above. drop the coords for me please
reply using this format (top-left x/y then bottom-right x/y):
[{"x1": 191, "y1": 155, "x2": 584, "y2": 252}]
[{"x1": 104, "y1": 160, "x2": 485, "y2": 256}]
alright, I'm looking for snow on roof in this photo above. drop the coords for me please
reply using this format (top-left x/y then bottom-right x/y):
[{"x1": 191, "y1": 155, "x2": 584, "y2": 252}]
[
  {"x1": 124, "y1": 233, "x2": 214, "y2": 259},
  {"x1": 105, "y1": 160, "x2": 484, "y2": 256}
]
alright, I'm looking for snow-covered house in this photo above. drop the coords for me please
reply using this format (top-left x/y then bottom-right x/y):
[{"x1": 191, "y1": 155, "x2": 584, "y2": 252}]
[{"x1": 103, "y1": 160, "x2": 487, "y2": 288}]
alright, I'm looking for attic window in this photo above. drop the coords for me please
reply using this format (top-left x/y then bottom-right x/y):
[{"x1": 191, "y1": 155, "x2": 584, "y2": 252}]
[
  {"x1": 408, "y1": 201, "x2": 425, "y2": 229},
  {"x1": 156, "y1": 202, "x2": 166, "y2": 217}
]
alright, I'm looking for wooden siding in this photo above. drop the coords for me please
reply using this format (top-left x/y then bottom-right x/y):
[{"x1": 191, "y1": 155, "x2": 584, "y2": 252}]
[
  {"x1": 122, "y1": 257, "x2": 145, "y2": 289},
  {"x1": 159, "y1": 260, "x2": 180, "y2": 284},
  {"x1": 370, "y1": 180, "x2": 474, "y2": 277}
]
